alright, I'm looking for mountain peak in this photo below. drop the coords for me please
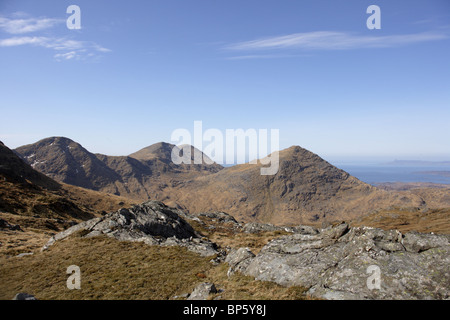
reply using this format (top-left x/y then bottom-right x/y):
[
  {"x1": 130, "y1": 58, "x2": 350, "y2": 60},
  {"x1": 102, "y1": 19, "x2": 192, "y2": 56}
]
[
  {"x1": 129, "y1": 142, "x2": 220, "y2": 168},
  {"x1": 128, "y1": 142, "x2": 176, "y2": 161},
  {"x1": 32, "y1": 136, "x2": 76, "y2": 146}
]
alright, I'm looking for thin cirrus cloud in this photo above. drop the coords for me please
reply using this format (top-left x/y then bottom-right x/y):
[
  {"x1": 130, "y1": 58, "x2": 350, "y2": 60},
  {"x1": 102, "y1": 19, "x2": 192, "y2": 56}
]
[
  {"x1": 0, "y1": 14, "x2": 110, "y2": 61},
  {"x1": 0, "y1": 16, "x2": 64, "y2": 34},
  {"x1": 0, "y1": 35, "x2": 111, "y2": 61},
  {"x1": 225, "y1": 30, "x2": 448, "y2": 53}
]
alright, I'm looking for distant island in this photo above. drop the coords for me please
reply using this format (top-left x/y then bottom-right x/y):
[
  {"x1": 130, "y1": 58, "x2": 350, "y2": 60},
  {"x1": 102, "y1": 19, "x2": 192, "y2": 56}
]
[{"x1": 384, "y1": 160, "x2": 450, "y2": 167}]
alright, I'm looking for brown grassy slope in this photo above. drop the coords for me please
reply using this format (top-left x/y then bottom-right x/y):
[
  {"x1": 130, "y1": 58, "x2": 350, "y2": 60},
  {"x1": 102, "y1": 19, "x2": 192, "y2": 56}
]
[
  {"x1": 352, "y1": 183, "x2": 450, "y2": 234},
  {"x1": 0, "y1": 141, "x2": 60, "y2": 190},
  {"x1": 0, "y1": 180, "x2": 135, "y2": 256},
  {"x1": 0, "y1": 234, "x2": 310, "y2": 300},
  {"x1": 350, "y1": 206, "x2": 450, "y2": 234},
  {"x1": 0, "y1": 180, "x2": 135, "y2": 220}
]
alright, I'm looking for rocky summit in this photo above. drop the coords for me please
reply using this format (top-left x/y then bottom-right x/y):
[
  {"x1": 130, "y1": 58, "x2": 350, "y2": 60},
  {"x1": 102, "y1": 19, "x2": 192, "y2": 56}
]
[
  {"x1": 228, "y1": 222, "x2": 450, "y2": 300},
  {"x1": 42, "y1": 200, "x2": 219, "y2": 257}
]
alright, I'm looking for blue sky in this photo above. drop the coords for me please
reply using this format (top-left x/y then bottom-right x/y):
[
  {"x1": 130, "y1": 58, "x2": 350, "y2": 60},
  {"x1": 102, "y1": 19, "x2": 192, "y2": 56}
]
[{"x1": 1, "y1": 0, "x2": 449, "y2": 163}]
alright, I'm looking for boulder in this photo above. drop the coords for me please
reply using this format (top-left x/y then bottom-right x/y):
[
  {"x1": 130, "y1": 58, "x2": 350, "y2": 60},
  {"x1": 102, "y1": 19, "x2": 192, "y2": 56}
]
[
  {"x1": 237, "y1": 223, "x2": 449, "y2": 300},
  {"x1": 41, "y1": 200, "x2": 219, "y2": 257},
  {"x1": 401, "y1": 231, "x2": 450, "y2": 253},
  {"x1": 187, "y1": 282, "x2": 218, "y2": 300},
  {"x1": 13, "y1": 293, "x2": 37, "y2": 300},
  {"x1": 196, "y1": 212, "x2": 240, "y2": 225},
  {"x1": 0, "y1": 218, "x2": 22, "y2": 231},
  {"x1": 225, "y1": 247, "x2": 255, "y2": 276}
]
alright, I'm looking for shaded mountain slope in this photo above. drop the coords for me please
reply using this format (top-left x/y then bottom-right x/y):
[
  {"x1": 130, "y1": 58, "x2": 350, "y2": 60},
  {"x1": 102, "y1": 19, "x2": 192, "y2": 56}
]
[
  {"x1": 15, "y1": 137, "x2": 222, "y2": 201},
  {"x1": 1, "y1": 140, "x2": 134, "y2": 220},
  {"x1": 1, "y1": 141, "x2": 60, "y2": 191},
  {"x1": 14, "y1": 137, "x2": 120, "y2": 190}
]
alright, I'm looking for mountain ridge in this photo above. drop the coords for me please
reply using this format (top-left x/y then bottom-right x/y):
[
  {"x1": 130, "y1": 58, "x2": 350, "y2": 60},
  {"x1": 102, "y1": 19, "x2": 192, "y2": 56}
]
[
  {"x1": 12, "y1": 137, "x2": 442, "y2": 225},
  {"x1": 14, "y1": 137, "x2": 222, "y2": 201}
]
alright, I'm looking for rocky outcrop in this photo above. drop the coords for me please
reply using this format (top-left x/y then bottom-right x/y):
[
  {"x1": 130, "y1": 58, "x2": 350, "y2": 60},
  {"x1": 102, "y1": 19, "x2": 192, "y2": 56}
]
[
  {"x1": 186, "y1": 282, "x2": 218, "y2": 300},
  {"x1": 13, "y1": 293, "x2": 37, "y2": 300},
  {"x1": 243, "y1": 222, "x2": 319, "y2": 235},
  {"x1": 230, "y1": 223, "x2": 450, "y2": 300},
  {"x1": 196, "y1": 212, "x2": 241, "y2": 227},
  {"x1": 42, "y1": 201, "x2": 219, "y2": 257},
  {"x1": 225, "y1": 247, "x2": 255, "y2": 277},
  {"x1": 186, "y1": 211, "x2": 243, "y2": 233},
  {"x1": 0, "y1": 218, "x2": 22, "y2": 231}
]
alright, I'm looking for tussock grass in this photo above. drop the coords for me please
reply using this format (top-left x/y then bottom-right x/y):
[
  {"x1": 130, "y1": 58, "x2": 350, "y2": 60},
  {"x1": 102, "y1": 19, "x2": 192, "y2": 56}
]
[
  {"x1": 189, "y1": 218, "x2": 290, "y2": 254},
  {"x1": 205, "y1": 263, "x2": 311, "y2": 300},
  {"x1": 0, "y1": 236, "x2": 310, "y2": 300},
  {"x1": 209, "y1": 230, "x2": 290, "y2": 254},
  {"x1": 0, "y1": 236, "x2": 211, "y2": 300}
]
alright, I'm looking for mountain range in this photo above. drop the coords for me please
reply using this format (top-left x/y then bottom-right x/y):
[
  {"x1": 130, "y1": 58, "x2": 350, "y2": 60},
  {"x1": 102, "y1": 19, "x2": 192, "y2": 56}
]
[
  {"x1": 12, "y1": 136, "x2": 446, "y2": 225},
  {"x1": 1, "y1": 137, "x2": 449, "y2": 301}
]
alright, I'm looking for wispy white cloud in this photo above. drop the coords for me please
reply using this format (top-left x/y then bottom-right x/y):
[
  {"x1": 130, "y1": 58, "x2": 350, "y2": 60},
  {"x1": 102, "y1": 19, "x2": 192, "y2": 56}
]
[
  {"x1": 0, "y1": 13, "x2": 110, "y2": 61},
  {"x1": 92, "y1": 44, "x2": 112, "y2": 53},
  {"x1": 0, "y1": 16, "x2": 64, "y2": 34},
  {"x1": 226, "y1": 31, "x2": 448, "y2": 51},
  {"x1": 0, "y1": 35, "x2": 108, "y2": 52},
  {"x1": 0, "y1": 36, "x2": 47, "y2": 47},
  {"x1": 54, "y1": 51, "x2": 78, "y2": 61},
  {"x1": 225, "y1": 54, "x2": 308, "y2": 60}
]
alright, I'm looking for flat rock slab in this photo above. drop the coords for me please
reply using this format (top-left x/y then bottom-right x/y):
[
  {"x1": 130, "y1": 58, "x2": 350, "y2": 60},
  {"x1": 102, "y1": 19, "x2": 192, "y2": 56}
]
[{"x1": 237, "y1": 223, "x2": 450, "y2": 300}]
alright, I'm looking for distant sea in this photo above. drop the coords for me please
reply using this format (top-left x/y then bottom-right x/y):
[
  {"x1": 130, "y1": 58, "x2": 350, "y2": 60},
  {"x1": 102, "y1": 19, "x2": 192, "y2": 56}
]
[{"x1": 338, "y1": 165, "x2": 450, "y2": 185}]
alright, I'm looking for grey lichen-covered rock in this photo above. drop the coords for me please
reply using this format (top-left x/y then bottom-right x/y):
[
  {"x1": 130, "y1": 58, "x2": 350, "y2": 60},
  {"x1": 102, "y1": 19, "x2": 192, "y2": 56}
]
[
  {"x1": 243, "y1": 222, "x2": 284, "y2": 233},
  {"x1": 238, "y1": 223, "x2": 450, "y2": 300},
  {"x1": 196, "y1": 212, "x2": 241, "y2": 225},
  {"x1": 41, "y1": 200, "x2": 219, "y2": 257},
  {"x1": 401, "y1": 231, "x2": 450, "y2": 253},
  {"x1": 225, "y1": 247, "x2": 256, "y2": 277},
  {"x1": 187, "y1": 282, "x2": 218, "y2": 300},
  {"x1": 243, "y1": 222, "x2": 319, "y2": 235}
]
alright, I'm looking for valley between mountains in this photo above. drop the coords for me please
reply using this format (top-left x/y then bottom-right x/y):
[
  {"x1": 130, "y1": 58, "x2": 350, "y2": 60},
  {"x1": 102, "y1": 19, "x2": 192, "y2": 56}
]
[{"x1": 1, "y1": 137, "x2": 449, "y2": 300}]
